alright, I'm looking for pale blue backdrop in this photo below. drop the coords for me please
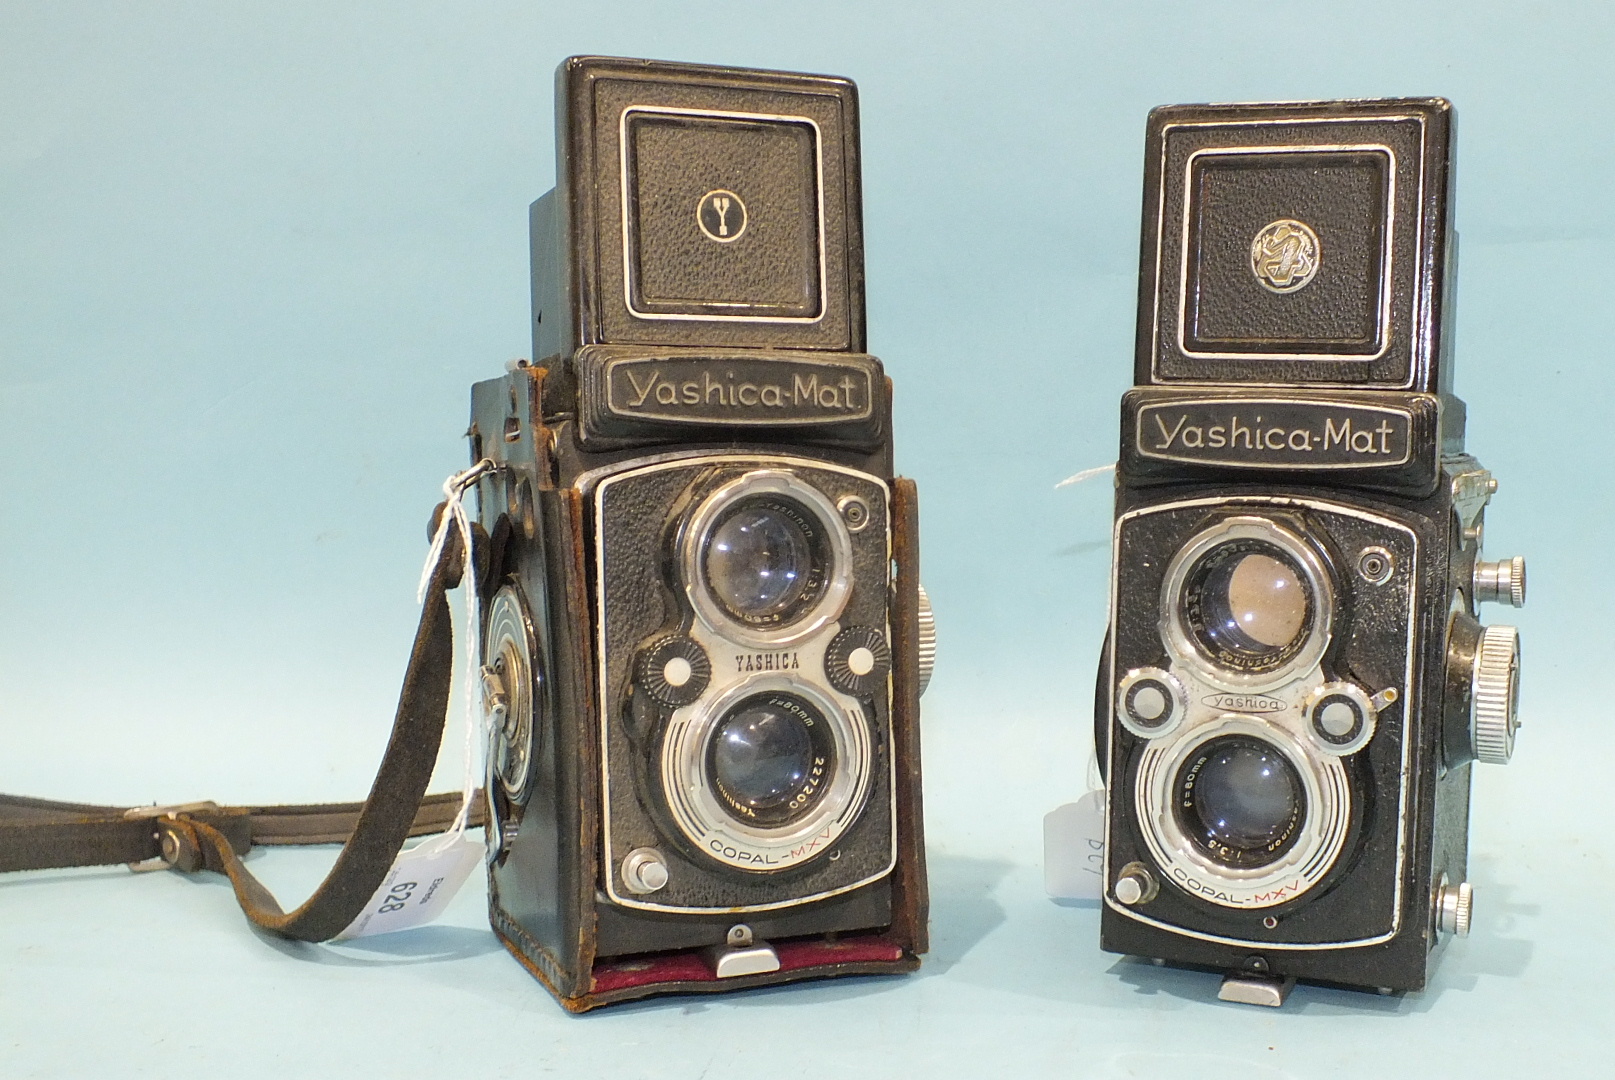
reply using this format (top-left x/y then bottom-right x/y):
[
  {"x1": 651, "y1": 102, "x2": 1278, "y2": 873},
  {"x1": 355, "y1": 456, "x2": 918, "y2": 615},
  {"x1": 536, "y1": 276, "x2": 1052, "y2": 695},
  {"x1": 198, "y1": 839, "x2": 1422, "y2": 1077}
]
[{"x1": 0, "y1": 2, "x2": 1604, "y2": 1076}]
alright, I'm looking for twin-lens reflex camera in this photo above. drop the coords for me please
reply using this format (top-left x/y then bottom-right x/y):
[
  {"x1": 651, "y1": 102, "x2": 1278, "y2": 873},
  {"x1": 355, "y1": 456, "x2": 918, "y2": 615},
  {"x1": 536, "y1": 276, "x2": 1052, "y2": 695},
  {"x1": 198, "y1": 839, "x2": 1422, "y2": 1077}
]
[
  {"x1": 1097, "y1": 99, "x2": 1525, "y2": 1004},
  {"x1": 464, "y1": 56, "x2": 933, "y2": 1012}
]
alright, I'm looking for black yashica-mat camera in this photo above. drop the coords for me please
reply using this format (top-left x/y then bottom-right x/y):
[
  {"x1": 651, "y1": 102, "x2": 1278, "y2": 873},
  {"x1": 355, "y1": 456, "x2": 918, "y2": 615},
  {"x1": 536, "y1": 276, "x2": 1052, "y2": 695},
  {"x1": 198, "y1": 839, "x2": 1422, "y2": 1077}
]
[
  {"x1": 1098, "y1": 99, "x2": 1526, "y2": 1003},
  {"x1": 466, "y1": 56, "x2": 932, "y2": 1012}
]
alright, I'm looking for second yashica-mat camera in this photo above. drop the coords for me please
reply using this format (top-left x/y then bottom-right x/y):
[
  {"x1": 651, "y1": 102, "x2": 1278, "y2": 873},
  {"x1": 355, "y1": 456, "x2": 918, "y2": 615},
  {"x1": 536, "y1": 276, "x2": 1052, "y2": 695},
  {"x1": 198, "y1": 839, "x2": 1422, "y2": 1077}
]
[
  {"x1": 464, "y1": 56, "x2": 933, "y2": 1012},
  {"x1": 1097, "y1": 99, "x2": 1525, "y2": 1004}
]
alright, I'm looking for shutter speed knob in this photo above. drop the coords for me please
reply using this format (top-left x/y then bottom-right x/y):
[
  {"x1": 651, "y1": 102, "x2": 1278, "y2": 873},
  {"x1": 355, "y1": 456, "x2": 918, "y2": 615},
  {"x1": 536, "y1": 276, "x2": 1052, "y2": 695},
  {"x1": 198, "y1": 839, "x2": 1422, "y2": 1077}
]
[{"x1": 1472, "y1": 625, "x2": 1521, "y2": 765}]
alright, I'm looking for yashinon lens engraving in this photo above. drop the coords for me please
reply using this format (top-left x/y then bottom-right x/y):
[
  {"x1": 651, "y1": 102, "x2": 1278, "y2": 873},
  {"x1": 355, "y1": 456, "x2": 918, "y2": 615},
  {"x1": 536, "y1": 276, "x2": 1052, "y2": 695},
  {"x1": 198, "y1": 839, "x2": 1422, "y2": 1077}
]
[
  {"x1": 702, "y1": 494, "x2": 828, "y2": 629},
  {"x1": 682, "y1": 469, "x2": 854, "y2": 650},
  {"x1": 1174, "y1": 735, "x2": 1304, "y2": 870},
  {"x1": 1250, "y1": 218, "x2": 1322, "y2": 294},
  {"x1": 706, "y1": 691, "x2": 834, "y2": 828},
  {"x1": 1180, "y1": 538, "x2": 1316, "y2": 675}
]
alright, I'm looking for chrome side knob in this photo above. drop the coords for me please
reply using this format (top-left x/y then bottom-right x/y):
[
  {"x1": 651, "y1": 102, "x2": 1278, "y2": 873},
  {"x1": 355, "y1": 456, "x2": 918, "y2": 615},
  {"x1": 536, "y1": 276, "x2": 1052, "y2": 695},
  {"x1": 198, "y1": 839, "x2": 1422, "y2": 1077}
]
[
  {"x1": 1472, "y1": 625, "x2": 1521, "y2": 765},
  {"x1": 1436, "y1": 879, "x2": 1473, "y2": 936},
  {"x1": 1473, "y1": 556, "x2": 1526, "y2": 607},
  {"x1": 915, "y1": 584, "x2": 936, "y2": 696}
]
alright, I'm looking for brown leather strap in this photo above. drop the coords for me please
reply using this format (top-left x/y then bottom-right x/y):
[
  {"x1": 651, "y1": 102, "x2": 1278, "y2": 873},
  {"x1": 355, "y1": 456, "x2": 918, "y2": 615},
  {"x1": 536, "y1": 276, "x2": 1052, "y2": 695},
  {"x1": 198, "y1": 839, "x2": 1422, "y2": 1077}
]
[
  {"x1": 0, "y1": 528, "x2": 483, "y2": 942},
  {"x1": 248, "y1": 791, "x2": 480, "y2": 846},
  {"x1": 0, "y1": 791, "x2": 482, "y2": 870}
]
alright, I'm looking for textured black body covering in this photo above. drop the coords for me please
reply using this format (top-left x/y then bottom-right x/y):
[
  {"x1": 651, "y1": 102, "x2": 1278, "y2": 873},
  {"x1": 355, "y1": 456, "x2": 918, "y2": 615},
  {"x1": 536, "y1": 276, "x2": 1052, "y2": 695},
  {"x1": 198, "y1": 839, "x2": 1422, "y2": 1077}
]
[
  {"x1": 1100, "y1": 473, "x2": 1475, "y2": 991},
  {"x1": 1137, "y1": 100, "x2": 1453, "y2": 391},
  {"x1": 468, "y1": 57, "x2": 926, "y2": 1011},
  {"x1": 1098, "y1": 99, "x2": 1500, "y2": 994}
]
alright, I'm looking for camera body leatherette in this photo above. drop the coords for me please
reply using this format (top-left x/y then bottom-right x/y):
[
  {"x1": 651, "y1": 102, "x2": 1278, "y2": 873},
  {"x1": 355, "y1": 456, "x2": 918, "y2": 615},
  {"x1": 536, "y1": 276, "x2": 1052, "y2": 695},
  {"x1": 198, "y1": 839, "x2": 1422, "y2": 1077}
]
[
  {"x1": 468, "y1": 56, "x2": 927, "y2": 1012},
  {"x1": 1098, "y1": 99, "x2": 1523, "y2": 994}
]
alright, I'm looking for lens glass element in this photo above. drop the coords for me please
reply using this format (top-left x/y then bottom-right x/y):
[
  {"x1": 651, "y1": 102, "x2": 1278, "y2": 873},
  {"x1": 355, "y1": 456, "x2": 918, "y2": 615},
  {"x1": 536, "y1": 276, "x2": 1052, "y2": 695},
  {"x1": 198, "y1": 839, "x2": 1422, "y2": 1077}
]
[
  {"x1": 1175, "y1": 735, "x2": 1304, "y2": 869},
  {"x1": 1181, "y1": 539, "x2": 1316, "y2": 673},
  {"x1": 1225, "y1": 554, "x2": 1306, "y2": 647},
  {"x1": 702, "y1": 495, "x2": 829, "y2": 629},
  {"x1": 707, "y1": 692, "x2": 834, "y2": 828}
]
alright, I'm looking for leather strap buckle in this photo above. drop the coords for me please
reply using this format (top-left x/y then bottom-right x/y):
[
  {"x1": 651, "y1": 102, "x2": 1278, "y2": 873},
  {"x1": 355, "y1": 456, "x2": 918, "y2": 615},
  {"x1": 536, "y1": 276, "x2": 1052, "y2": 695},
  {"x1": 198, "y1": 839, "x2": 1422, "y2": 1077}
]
[
  {"x1": 123, "y1": 801, "x2": 223, "y2": 820},
  {"x1": 124, "y1": 802, "x2": 221, "y2": 873}
]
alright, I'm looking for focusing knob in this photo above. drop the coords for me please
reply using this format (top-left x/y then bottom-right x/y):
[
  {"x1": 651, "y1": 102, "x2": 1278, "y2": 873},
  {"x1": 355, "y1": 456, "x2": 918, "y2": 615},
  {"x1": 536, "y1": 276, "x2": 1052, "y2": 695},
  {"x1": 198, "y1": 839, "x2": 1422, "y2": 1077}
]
[
  {"x1": 1473, "y1": 556, "x2": 1527, "y2": 607},
  {"x1": 1472, "y1": 625, "x2": 1521, "y2": 765},
  {"x1": 636, "y1": 636, "x2": 711, "y2": 709},
  {"x1": 484, "y1": 585, "x2": 539, "y2": 801},
  {"x1": 825, "y1": 626, "x2": 892, "y2": 698},
  {"x1": 916, "y1": 584, "x2": 936, "y2": 696}
]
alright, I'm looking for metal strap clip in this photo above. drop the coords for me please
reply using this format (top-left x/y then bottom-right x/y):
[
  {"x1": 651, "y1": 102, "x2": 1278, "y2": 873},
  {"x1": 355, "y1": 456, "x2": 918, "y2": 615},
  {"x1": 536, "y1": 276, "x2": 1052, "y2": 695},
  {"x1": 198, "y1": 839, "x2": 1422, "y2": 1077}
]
[{"x1": 125, "y1": 801, "x2": 220, "y2": 872}]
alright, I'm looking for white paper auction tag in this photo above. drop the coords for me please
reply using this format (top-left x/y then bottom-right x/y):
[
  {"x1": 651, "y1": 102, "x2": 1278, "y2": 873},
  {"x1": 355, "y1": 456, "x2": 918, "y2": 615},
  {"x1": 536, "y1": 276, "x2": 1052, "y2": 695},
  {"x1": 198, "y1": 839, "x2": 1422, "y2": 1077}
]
[
  {"x1": 337, "y1": 833, "x2": 483, "y2": 939},
  {"x1": 1043, "y1": 789, "x2": 1107, "y2": 900}
]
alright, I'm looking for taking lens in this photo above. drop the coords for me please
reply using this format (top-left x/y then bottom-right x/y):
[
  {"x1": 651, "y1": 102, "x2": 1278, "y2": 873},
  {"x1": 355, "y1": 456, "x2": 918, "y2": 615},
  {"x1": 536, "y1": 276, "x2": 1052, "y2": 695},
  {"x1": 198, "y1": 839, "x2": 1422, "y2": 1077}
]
[
  {"x1": 702, "y1": 495, "x2": 829, "y2": 629},
  {"x1": 1181, "y1": 539, "x2": 1315, "y2": 673},
  {"x1": 1175, "y1": 735, "x2": 1304, "y2": 869},
  {"x1": 706, "y1": 692, "x2": 834, "y2": 828}
]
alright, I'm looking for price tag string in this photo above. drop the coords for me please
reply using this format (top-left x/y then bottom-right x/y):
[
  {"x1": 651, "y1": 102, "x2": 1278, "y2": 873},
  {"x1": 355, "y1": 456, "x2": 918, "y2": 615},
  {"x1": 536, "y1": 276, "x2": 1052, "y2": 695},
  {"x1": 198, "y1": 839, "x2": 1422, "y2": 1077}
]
[
  {"x1": 415, "y1": 459, "x2": 496, "y2": 852},
  {"x1": 1054, "y1": 462, "x2": 1116, "y2": 489},
  {"x1": 337, "y1": 458, "x2": 499, "y2": 940}
]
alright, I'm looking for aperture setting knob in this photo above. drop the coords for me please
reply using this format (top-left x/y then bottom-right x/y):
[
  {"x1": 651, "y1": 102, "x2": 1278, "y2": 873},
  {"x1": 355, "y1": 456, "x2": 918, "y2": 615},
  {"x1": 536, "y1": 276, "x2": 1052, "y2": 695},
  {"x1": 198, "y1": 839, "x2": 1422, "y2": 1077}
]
[
  {"x1": 636, "y1": 635, "x2": 711, "y2": 709},
  {"x1": 1302, "y1": 682, "x2": 1383, "y2": 756},
  {"x1": 1472, "y1": 624, "x2": 1521, "y2": 765},
  {"x1": 825, "y1": 625, "x2": 892, "y2": 698},
  {"x1": 1473, "y1": 556, "x2": 1527, "y2": 607},
  {"x1": 1116, "y1": 667, "x2": 1188, "y2": 740},
  {"x1": 915, "y1": 584, "x2": 936, "y2": 696}
]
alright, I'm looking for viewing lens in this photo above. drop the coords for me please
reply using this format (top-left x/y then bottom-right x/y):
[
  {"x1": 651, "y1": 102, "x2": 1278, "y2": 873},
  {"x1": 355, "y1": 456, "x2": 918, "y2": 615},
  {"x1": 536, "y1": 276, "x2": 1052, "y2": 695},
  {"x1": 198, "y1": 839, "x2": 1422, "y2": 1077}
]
[
  {"x1": 703, "y1": 495, "x2": 828, "y2": 628},
  {"x1": 1175, "y1": 736, "x2": 1304, "y2": 869},
  {"x1": 1224, "y1": 554, "x2": 1305, "y2": 647},
  {"x1": 707, "y1": 693, "x2": 833, "y2": 827},
  {"x1": 1182, "y1": 539, "x2": 1316, "y2": 672}
]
